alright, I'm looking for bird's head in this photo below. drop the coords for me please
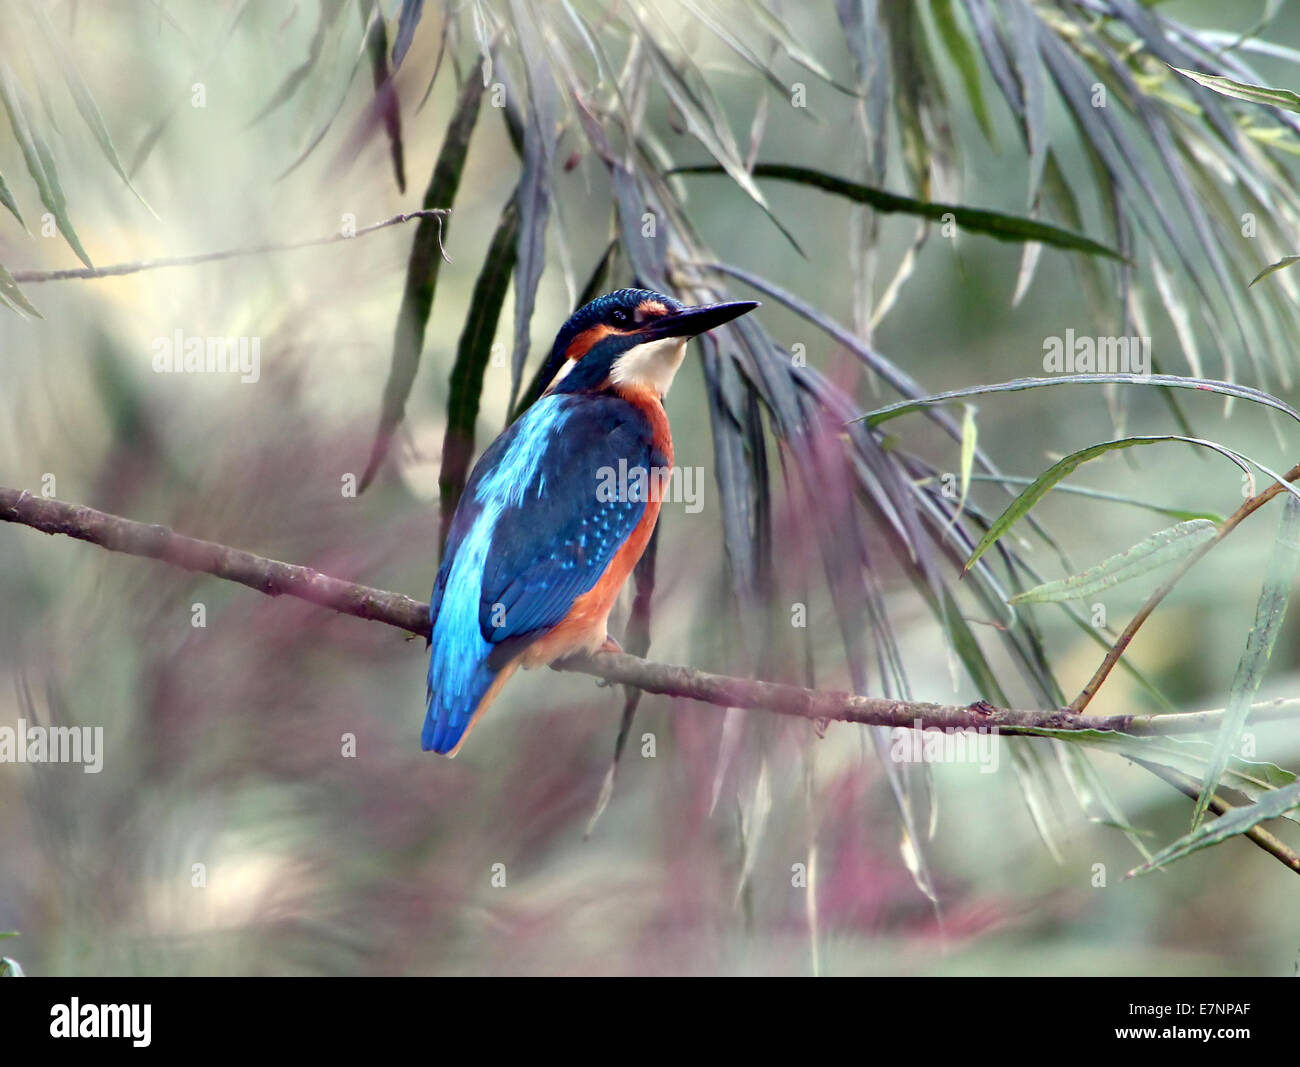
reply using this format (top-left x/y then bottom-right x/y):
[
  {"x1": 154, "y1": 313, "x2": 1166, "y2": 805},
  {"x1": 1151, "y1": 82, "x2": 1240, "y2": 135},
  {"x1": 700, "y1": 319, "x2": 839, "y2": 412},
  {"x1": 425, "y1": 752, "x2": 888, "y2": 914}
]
[{"x1": 542, "y1": 288, "x2": 758, "y2": 399}]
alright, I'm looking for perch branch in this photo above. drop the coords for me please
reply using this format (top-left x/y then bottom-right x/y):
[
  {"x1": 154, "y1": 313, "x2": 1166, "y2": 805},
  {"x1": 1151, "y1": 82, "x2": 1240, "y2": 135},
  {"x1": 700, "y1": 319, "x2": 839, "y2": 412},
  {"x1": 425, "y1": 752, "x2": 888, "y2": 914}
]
[{"x1": 3, "y1": 486, "x2": 1300, "y2": 742}]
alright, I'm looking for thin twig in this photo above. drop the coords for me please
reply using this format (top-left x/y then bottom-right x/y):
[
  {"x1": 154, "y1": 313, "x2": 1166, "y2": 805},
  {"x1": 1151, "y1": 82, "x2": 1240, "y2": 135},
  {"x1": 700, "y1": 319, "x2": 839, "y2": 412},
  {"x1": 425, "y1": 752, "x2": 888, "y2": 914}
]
[
  {"x1": 11, "y1": 210, "x2": 451, "y2": 284},
  {"x1": 3, "y1": 486, "x2": 1300, "y2": 742},
  {"x1": 1070, "y1": 462, "x2": 1300, "y2": 713},
  {"x1": 1130, "y1": 757, "x2": 1300, "y2": 875}
]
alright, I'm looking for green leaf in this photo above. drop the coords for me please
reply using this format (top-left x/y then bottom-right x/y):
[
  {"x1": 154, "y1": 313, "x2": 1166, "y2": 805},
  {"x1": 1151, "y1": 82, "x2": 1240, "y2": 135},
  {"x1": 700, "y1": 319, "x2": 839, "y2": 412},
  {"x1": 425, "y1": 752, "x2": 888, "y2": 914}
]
[
  {"x1": 675, "y1": 0, "x2": 805, "y2": 102},
  {"x1": 1193, "y1": 493, "x2": 1300, "y2": 826},
  {"x1": 963, "y1": 435, "x2": 1271, "y2": 573},
  {"x1": 1149, "y1": 252, "x2": 1203, "y2": 378},
  {"x1": 250, "y1": 0, "x2": 348, "y2": 125},
  {"x1": 1036, "y1": 31, "x2": 1240, "y2": 381},
  {"x1": 674, "y1": 163, "x2": 1124, "y2": 260},
  {"x1": 273, "y1": 17, "x2": 374, "y2": 184},
  {"x1": 953, "y1": 474, "x2": 1223, "y2": 523},
  {"x1": 1171, "y1": 67, "x2": 1300, "y2": 116},
  {"x1": 0, "y1": 60, "x2": 92, "y2": 267},
  {"x1": 27, "y1": 0, "x2": 155, "y2": 215},
  {"x1": 883, "y1": 0, "x2": 942, "y2": 196},
  {"x1": 958, "y1": 404, "x2": 976, "y2": 514},
  {"x1": 439, "y1": 194, "x2": 518, "y2": 551},
  {"x1": 750, "y1": 0, "x2": 851, "y2": 91},
  {"x1": 929, "y1": 0, "x2": 994, "y2": 142},
  {"x1": 1027, "y1": 728, "x2": 1298, "y2": 827},
  {"x1": 1129, "y1": 779, "x2": 1300, "y2": 878},
  {"x1": 359, "y1": 71, "x2": 483, "y2": 492},
  {"x1": 507, "y1": 0, "x2": 561, "y2": 410},
  {"x1": 0, "y1": 262, "x2": 42, "y2": 318},
  {"x1": 1009, "y1": 744, "x2": 1064, "y2": 862},
  {"x1": 640, "y1": 41, "x2": 804, "y2": 255},
  {"x1": 1249, "y1": 255, "x2": 1300, "y2": 286},
  {"x1": 940, "y1": 404, "x2": 976, "y2": 533},
  {"x1": 511, "y1": 239, "x2": 613, "y2": 423},
  {"x1": 0, "y1": 168, "x2": 25, "y2": 227},
  {"x1": 1058, "y1": 745, "x2": 1156, "y2": 862},
  {"x1": 128, "y1": 1, "x2": 253, "y2": 177},
  {"x1": 362, "y1": 0, "x2": 406, "y2": 193},
  {"x1": 1009, "y1": 520, "x2": 1217, "y2": 604},
  {"x1": 1008, "y1": 0, "x2": 1047, "y2": 206}
]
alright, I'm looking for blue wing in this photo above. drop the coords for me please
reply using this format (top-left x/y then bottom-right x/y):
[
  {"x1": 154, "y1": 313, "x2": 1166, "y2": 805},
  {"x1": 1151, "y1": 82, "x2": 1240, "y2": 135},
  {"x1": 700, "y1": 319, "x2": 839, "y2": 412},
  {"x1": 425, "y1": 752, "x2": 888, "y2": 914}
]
[
  {"x1": 477, "y1": 406, "x2": 663, "y2": 649},
  {"x1": 423, "y1": 393, "x2": 662, "y2": 753}
]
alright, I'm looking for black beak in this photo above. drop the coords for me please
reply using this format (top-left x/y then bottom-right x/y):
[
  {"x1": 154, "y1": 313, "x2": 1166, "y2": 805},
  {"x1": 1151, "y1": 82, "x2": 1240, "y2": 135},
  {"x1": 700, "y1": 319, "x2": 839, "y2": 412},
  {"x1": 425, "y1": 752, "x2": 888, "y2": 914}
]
[{"x1": 640, "y1": 299, "x2": 759, "y2": 341}]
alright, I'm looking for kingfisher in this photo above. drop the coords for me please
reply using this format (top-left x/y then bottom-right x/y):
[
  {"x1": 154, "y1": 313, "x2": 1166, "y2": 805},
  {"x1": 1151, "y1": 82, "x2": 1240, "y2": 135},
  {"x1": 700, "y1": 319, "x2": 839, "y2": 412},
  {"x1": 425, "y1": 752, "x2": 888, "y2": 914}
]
[{"x1": 423, "y1": 288, "x2": 758, "y2": 754}]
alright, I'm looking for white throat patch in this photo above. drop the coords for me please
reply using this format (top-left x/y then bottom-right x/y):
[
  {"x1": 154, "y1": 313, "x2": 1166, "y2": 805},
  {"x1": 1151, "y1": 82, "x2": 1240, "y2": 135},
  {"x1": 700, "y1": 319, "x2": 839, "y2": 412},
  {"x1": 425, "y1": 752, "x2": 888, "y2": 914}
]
[{"x1": 609, "y1": 336, "x2": 689, "y2": 396}]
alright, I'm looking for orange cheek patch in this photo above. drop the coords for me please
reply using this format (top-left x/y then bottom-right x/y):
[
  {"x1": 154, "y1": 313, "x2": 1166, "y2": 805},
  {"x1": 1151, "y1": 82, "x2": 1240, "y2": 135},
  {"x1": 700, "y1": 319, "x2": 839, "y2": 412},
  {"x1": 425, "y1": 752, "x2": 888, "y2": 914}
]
[{"x1": 566, "y1": 323, "x2": 623, "y2": 361}]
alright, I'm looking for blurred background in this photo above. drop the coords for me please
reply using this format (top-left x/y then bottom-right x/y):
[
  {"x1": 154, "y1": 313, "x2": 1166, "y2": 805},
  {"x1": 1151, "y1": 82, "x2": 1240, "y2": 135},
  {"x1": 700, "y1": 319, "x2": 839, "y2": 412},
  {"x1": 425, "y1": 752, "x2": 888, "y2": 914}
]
[{"x1": 1, "y1": 0, "x2": 1299, "y2": 976}]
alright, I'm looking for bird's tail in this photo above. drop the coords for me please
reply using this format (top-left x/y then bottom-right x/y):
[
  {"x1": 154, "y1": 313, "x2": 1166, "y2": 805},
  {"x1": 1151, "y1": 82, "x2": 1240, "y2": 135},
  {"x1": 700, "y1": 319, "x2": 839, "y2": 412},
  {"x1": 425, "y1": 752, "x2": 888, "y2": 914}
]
[{"x1": 423, "y1": 649, "x2": 521, "y2": 756}]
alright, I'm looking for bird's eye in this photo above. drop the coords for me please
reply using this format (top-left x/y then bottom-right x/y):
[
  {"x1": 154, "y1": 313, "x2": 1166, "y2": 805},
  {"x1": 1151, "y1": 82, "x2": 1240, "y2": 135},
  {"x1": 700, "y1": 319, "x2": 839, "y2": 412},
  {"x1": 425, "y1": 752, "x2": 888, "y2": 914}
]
[{"x1": 610, "y1": 308, "x2": 631, "y2": 325}]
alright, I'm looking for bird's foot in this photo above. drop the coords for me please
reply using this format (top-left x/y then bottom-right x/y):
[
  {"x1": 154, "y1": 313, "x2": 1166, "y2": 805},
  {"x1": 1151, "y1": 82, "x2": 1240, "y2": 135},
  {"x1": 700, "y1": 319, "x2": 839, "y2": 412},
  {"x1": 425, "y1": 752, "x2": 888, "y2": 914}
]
[{"x1": 594, "y1": 635, "x2": 624, "y2": 686}]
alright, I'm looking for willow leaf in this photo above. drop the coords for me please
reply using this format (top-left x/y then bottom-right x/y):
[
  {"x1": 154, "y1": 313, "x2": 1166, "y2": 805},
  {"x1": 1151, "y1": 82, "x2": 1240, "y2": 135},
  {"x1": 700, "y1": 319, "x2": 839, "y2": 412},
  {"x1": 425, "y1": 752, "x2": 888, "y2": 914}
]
[
  {"x1": 0, "y1": 169, "x2": 22, "y2": 227},
  {"x1": 952, "y1": 474, "x2": 1223, "y2": 523},
  {"x1": 439, "y1": 195, "x2": 518, "y2": 551},
  {"x1": 0, "y1": 263, "x2": 41, "y2": 318},
  {"x1": 958, "y1": 404, "x2": 976, "y2": 516},
  {"x1": 1010, "y1": 520, "x2": 1217, "y2": 604},
  {"x1": 27, "y1": 0, "x2": 154, "y2": 213},
  {"x1": 363, "y1": 1, "x2": 406, "y2": 192},
  {"x1": 1026, "y1": 728, "x2": 1297, "y2": 827},
  {"x1": 930, "y1": 0, "x2": 994, "y2": 142},
  {"x1": 0, "y1": 61, "x2": 91, "y2": 267},
  {"x1": 250, "y1": 0, "x2": 348, "y2": 125},
  {"x1": 1249, "y1": 256, "x2": 1300, "y2": 286},
  {"x1": 964, "y1": 436, "x2": 1262, "y2": 572},
  {"x1": 641, "y1": 46, "x2": 804, "y2": 254},
  {"x1": 1129, "y1": 779, "x2": 1300, "y2": 877},
  {"x1": 507, "y1": 0, "x2": 560, "y2": 411},
  {"x1": 1172, "y1": 67, "x2": 1300, "y2": 115},
  {"x1": 674, "y1": 163, "x2": 1123, "y2": 259},
  {"x1": 511, "y1": 239, "x2": 613, "y2": 423},
  {"x1": 359, "y1": 71, "x2": 482, "y2": 491},
  {"x1": 1194, "y1": 493, "x2": 1300, "y2": 827}
]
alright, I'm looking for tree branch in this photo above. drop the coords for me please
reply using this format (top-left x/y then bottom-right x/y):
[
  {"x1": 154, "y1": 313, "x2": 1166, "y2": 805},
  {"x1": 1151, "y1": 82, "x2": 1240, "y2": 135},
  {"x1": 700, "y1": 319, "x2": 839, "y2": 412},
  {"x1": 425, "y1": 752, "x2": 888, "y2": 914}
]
[
  {"x1": 0, "y1": 488, "x2": 429, "y2": 633},
  {"x1": 1130, "y1": 757, "x2": 1300, "y2": 875},
  {"x1": 3, "y1": 485, "x2": 1299, "y2": 741}
]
